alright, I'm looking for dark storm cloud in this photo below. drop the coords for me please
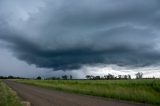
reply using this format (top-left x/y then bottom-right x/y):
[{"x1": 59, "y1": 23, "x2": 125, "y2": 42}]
[{"x1": 1, "y1": 0, "x2": 160, "y2": 70}]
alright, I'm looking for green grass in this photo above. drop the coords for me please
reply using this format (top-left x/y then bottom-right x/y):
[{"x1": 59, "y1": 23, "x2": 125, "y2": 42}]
[
  {"x1": 17, "y1": 79, "x2": 160, "y2": 105},
  {"x1": 0, "y1": 80, "x2": 22, "y2": 106}
]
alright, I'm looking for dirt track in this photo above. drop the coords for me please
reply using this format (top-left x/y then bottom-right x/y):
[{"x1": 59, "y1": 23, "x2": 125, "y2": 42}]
[{"x1": 4, "y1": 80, "x2": 147, "y2": 106}]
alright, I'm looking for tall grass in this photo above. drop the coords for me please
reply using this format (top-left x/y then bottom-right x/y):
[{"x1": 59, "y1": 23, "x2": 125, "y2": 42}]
[
  {"x1": 0, "y1": 80, "x2": 22, "y2": 106},
  {"x1": 17, "y1": 79, "x2": 160, "y2": 105}
]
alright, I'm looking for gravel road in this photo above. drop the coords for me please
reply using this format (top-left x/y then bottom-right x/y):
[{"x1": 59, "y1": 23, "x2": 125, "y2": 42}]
[{"x1": 4, "y1": 80, "x2": 147, "y2": 106}]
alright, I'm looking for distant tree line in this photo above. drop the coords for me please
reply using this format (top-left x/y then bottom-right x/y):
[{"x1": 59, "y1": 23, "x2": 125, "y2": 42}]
[
  {"x1": 1, "y1": 72, "x2": 158, "y2": 80},
  {"x1": 0, "y1": 76, "x2": 27, "y2": 79},
  {"x1": 85, "y1": 74, "x2": 132, "y2": 80},
  {"x1": 85, "y1": 72, "x2": 144, "y2": 80}
]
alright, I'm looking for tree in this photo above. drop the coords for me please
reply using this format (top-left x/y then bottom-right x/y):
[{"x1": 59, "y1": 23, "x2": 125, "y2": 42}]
[
  {"x1": 118, "y1": 75, "x2": 122, "y2": 79},
  {"x1": 124, "y1": 75, "x2": 128, "y2": 79},
  {"x1": 108, "y1": 74, "x2": 114, "y2": 79},
  {"x1": 94, "y1": 76, "x2": 100, "y2": 80},
  {"x1": 70, "y1": 75, "x2": 72, "y2": 80},
  {"x1": 36, "y1": 76, "x2": 41, "y2": 80},
  {"x1": 51, "y1": 77, "x2": 56, "y2": 80},
  {"x1": 128, "y1": 74, "x2": 131, "y2": 79},
  {"x1": 104, "y1": 75, "x2": 108, "y2": 79},
  {"x1": 62, "y1": 75, "x2": 68, "y2": 80},
  {"x1": 86, "y1": 75, "x2": 91, "y2": 79},
  {"x1": 104, "y1": 74, "x2": 114, "y2": 80},
  {"x1": 8, "y1": 76, "x2": 14, "y2": 79},
  {"x1": 135, "y1": 72, "x2": 143, "y2": 79}
]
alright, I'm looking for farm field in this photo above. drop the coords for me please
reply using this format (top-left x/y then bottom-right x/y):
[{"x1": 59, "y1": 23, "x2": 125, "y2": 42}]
[
  {"x1": 0, "y1": 80, "x2": 22, "y2": 106},
  {"x1": 17, "y1": 79, "x2": 160, "y2": 106}
]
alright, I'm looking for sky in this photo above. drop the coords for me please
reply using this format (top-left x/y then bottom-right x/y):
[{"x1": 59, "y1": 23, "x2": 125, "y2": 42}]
[{"x1": 0, "y1": 0, "x2": 160, "y2": 78}]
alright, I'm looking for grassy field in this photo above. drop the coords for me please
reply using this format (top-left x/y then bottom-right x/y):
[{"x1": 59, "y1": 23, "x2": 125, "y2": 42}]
[
  {"x1": 17, "y1": 79, "x2": 160, "y2": 105},
  {"x1": 0, "y1": 80, "x2": 22, "y2": 106}
]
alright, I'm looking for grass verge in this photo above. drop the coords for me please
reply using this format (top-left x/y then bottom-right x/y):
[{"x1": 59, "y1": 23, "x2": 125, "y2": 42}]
[
  {"x1": 0, "y1": 80, "x2": 22, "y2": 106},
  {"x1": 17, "y1": 79, "x2": 160, "y2": 106}
]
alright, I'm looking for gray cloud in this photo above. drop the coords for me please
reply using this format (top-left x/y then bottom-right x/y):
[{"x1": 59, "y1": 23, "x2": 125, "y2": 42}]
[{"x1": 1, "y1": 0, "x2": 160, "y2": 70}]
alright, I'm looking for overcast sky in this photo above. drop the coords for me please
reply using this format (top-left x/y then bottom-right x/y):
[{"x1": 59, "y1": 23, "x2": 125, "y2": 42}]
[{"x1": 0, "y1": 0, "x2": 160, "y2": 78}]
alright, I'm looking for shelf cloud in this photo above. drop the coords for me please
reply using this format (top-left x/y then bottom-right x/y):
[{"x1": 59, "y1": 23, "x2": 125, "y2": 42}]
[{"x1": 1, "y1": 0, "x2": 160, "y2": 71}]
